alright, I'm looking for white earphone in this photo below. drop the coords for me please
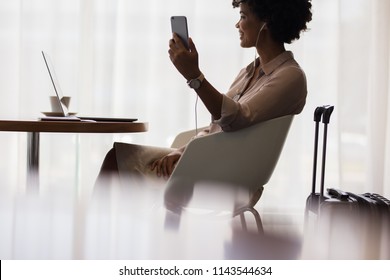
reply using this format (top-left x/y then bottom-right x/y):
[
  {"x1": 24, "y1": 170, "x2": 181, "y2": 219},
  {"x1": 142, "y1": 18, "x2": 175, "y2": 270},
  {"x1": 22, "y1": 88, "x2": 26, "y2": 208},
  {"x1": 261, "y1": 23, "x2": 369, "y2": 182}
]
[{"x1": 254, "y1": 23, "x2": 267, "y2": 67}]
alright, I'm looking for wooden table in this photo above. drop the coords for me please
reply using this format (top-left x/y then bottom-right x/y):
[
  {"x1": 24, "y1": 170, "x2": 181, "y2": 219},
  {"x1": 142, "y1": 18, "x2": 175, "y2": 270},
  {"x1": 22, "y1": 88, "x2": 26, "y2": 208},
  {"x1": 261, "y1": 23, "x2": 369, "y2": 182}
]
[{"x1": 0, "y1": 119, "x2": 148, "y2": 190}]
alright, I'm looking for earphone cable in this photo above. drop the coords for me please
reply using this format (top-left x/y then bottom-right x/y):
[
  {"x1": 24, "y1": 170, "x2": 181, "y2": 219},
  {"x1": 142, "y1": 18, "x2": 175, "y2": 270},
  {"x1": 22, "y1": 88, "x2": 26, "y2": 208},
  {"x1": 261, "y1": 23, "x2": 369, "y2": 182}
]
[
  {"x1": 254, "y1": 23, "x2": 265, "y2": 67},
  {"x1": 195, "y1": 94, "x2": 199, "y2": 136}
]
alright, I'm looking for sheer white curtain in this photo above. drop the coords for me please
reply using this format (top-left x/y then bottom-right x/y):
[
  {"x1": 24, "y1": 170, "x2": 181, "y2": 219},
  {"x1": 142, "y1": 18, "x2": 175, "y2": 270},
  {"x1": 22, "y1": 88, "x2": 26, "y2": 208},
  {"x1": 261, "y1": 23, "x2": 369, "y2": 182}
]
[{"x1": 0, "y1": 0, "x2": 389, "y2": 203}]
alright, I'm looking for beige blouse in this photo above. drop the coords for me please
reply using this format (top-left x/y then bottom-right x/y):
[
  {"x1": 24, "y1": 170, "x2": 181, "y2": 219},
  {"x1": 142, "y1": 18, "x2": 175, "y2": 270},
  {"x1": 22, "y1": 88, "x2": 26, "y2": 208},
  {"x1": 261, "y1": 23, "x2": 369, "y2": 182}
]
[{"x1": 208, "y1": 51, "x2": 307, "y2": 134}]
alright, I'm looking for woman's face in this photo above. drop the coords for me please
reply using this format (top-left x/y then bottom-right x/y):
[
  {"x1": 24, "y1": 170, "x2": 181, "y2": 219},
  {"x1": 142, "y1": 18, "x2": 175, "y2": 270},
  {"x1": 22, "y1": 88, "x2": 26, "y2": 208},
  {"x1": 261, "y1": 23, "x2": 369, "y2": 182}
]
[{"x1": 235, "y1": 3, "x2": 264, "y2": 48}]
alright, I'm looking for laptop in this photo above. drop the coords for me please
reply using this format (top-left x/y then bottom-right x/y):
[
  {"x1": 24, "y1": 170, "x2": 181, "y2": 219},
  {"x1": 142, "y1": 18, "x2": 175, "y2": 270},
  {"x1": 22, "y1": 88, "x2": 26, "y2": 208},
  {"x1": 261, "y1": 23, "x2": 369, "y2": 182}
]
[{"x1": 41, "y1": 51, "x2": 138, "y2": 122}]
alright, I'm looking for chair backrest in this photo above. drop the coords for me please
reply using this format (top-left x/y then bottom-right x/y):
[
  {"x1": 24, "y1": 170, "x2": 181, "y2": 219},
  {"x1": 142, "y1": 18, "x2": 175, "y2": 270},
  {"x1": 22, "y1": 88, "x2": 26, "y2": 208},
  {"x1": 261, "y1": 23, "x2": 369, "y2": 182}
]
[{"x1": 166, "y1": 115, "x2": 294, "y2": 193}]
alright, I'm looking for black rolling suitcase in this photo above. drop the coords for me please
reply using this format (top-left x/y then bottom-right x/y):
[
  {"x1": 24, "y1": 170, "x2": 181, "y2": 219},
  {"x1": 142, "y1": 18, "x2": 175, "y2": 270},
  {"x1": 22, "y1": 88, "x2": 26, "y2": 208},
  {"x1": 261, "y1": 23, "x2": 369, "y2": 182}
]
[{"x1": 304, "y1": 105, "x2": 390, "y2": 259}]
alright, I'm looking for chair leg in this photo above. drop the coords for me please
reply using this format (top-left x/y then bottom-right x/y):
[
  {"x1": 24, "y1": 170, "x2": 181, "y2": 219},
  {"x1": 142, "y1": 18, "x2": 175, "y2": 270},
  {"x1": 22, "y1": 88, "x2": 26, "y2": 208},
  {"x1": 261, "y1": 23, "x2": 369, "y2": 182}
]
[
  {"x1": 247, "y1": 207, "x2": 264, "y2": 234},
  {"x1": 235, "y1": 207, "x2": 264, "y2": 234},
  {"x1": 239, "y1": 213, "x2": 248, "y2": 231}
]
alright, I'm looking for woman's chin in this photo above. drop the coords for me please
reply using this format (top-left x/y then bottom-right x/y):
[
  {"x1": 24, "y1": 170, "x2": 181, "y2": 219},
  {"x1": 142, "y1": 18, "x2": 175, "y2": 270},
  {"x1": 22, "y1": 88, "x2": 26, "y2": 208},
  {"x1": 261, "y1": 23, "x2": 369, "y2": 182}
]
[
  {"x1": 240, "y1": 42, "x2": 251, "y2": 48},
  {"x1": 239, "y1": 38, "x2": 252, "y2": 48}
]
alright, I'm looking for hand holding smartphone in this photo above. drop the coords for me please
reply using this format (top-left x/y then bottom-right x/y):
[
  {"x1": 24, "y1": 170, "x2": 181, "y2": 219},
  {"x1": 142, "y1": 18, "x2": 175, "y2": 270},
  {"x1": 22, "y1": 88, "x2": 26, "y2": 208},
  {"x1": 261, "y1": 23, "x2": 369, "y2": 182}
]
[{"x1": 170, "y1": 16, "x2": 189, "y2": 50}]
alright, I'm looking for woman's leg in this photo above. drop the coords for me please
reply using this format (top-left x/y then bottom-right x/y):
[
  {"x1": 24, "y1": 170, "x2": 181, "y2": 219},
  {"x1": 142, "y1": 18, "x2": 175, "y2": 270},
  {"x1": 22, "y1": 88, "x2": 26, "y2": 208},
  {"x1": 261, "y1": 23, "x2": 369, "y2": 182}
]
[
  {"x1": 95, "y1": 147, "x2": 119, "y2": 189},
  {"x1": 95, "y1": 143, "x2": 174, "y2": 190},
  {"x1": 100, "y1": 148, "x2": 119, "y2": 174}
]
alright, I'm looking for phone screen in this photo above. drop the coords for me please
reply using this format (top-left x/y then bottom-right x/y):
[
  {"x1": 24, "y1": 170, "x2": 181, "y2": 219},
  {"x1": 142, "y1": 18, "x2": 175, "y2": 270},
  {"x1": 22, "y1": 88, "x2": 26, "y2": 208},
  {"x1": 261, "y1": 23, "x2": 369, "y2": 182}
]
[{"x1": 171, "y1": 16, "x2": 189, "y2": 50}]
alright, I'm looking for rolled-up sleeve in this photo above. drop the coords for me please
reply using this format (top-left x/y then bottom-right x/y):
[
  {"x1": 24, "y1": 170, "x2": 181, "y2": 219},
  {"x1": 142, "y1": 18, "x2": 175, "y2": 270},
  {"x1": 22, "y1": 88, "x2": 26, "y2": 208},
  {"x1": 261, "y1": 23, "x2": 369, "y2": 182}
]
[{"x1": 212, "y1": 95, "x2": 240, "y2": 128}]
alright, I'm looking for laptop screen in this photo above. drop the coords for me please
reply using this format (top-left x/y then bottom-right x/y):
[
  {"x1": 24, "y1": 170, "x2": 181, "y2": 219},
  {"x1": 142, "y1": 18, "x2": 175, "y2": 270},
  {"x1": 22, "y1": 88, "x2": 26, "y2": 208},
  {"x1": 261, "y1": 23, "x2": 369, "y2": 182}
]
[
  {"x1": 41, "y1": 51, "x2": 138, "y2": 123},
  {"x1": 42, "y1": 51, "x2": 69, "y2": 117}
]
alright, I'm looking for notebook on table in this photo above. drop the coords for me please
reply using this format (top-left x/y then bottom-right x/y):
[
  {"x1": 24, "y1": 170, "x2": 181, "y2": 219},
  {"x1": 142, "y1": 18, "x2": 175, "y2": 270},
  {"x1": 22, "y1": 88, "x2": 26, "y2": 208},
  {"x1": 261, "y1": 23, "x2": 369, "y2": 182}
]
[{"x1": 40, "y1": 51, "x2": 138, "y2": 123}]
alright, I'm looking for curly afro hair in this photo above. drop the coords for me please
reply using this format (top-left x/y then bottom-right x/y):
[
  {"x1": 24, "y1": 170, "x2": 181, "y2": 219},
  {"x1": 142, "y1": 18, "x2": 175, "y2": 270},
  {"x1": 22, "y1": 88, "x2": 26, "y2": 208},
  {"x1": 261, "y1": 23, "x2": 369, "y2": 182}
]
[{"x1": 232, "y1": 0, "x2": 312, "y2": 44}]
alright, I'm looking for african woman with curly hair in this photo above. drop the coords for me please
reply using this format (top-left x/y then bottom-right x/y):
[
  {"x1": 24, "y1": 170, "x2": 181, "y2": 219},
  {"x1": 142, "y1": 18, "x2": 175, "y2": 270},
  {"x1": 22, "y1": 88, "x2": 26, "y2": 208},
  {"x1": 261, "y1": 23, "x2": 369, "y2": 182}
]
[{"x1": 96, "y1": 0, "x2": 313, "y2": 199}]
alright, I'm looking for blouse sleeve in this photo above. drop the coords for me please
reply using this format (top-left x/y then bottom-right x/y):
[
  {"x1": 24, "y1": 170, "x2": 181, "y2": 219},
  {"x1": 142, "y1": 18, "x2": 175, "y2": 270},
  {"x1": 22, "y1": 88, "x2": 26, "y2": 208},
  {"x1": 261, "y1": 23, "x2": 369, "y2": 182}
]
[{"x1": 212, "y1": 66, "x2": 307, "y2": 132}]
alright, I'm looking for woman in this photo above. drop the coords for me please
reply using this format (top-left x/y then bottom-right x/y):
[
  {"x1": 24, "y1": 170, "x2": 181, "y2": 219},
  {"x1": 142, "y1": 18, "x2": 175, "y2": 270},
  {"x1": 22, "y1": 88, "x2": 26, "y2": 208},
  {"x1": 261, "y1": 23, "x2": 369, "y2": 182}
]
[{"x1": 96, "y1": 0, "x2": 312, "y2": 192}]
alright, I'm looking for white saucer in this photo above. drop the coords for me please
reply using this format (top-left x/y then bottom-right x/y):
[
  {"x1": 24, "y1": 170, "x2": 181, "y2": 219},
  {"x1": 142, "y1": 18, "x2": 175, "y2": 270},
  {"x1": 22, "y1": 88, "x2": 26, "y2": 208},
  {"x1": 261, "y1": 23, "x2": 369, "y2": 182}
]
[{"x1": 41, "y1": 112, "x2": 77, "y2": 117}]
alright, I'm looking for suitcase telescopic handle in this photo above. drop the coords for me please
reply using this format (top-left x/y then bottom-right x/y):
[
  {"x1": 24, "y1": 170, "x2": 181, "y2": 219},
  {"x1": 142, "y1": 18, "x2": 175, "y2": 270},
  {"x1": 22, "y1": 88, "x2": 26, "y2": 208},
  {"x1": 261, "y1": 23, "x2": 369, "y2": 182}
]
[
  {"x1": 314, "y1": 106, "x2": 326, "y2": 122},
  {"x1": 320, "y1": 105, "x2": 334, "y2": 197},
  {"x1": 314, "y1": 105, "x2": 334, "y2": 123},
  {"x1": 312, "y1": 105, "x2": 335, "y2": 196},
  {"x1": 312, "y1": 107, "x2": 325, "y2": 194},
  {"x1": 322, "y1": 105, "x2": 334, "y2": 124}
]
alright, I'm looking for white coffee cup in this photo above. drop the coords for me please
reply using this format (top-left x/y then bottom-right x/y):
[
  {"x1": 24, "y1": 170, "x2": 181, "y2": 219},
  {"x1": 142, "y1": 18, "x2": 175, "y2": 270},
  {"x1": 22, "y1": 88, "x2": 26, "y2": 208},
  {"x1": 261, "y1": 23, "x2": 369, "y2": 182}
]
[{"x1": 50, "y1": 96, "x2": 71, "y2": 112}]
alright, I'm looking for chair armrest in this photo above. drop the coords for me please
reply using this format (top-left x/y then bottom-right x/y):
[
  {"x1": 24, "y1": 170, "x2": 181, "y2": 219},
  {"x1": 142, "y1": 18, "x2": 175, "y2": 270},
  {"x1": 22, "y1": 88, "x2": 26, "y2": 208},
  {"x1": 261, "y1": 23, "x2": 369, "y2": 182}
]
[{"x1": 170, "y1": 126, "x2": 209, "y2": 148}]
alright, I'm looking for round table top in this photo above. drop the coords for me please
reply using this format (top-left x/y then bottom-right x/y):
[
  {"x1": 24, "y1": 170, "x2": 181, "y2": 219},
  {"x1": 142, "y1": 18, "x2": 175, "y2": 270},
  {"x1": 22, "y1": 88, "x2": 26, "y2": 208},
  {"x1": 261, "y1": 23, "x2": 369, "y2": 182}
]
[{"x1": 0, "y1": 119, "x2": 148, "y2": 133}]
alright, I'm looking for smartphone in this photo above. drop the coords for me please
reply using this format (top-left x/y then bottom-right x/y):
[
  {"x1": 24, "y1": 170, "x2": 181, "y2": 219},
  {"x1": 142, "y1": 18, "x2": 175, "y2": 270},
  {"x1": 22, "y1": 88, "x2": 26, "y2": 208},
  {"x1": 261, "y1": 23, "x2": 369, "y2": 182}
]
[{"x1": 170, "y1": 16, "x2": 189, "y2": 50}]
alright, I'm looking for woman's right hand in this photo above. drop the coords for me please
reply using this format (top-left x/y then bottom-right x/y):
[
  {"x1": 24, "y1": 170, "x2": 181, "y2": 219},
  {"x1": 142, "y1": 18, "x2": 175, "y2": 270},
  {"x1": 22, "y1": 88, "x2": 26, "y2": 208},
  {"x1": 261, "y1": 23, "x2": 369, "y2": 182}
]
[
  {"x1": 168, "y1": 33, "x2": 200, "y2": 81},
  {"x1": 150, "y1": 149, "x2": 183, "y2": 179}
]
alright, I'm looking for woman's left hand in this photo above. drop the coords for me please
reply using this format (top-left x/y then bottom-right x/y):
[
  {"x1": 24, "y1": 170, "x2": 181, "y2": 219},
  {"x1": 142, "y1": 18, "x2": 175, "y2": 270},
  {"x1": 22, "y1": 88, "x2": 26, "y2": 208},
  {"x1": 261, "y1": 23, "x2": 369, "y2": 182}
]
[
  {"x1": 150, "y1": 149, "x2": 183, "y2": 179},
  {"x1": 168, "y1": 33, "x2": 201, "y2": 80}
]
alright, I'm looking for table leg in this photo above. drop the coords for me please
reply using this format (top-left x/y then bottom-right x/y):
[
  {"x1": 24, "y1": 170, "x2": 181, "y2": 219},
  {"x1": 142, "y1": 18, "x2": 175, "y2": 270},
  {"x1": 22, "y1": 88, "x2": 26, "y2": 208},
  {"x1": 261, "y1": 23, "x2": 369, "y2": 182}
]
[{"x1": 27, "y1": 132, "x2": 40, "y2": 191}]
